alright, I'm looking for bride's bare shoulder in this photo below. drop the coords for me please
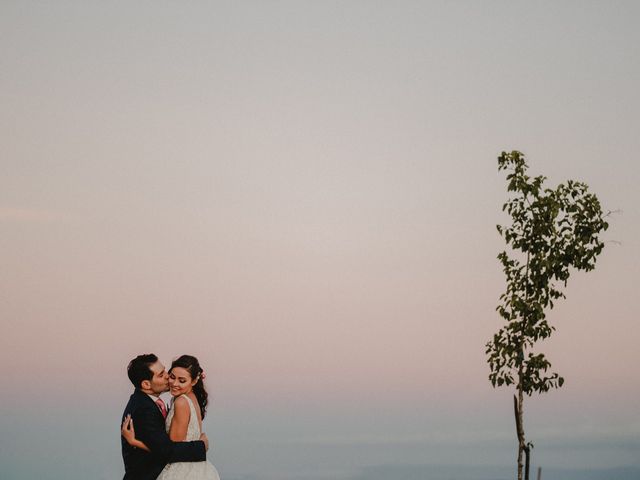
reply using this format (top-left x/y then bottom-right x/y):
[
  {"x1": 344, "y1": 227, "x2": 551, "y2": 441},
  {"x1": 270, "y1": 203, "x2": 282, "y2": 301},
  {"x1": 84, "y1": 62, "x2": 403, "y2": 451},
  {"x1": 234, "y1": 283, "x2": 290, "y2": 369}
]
[{"x1": 172, "y1": 395, "x2": 190, "y2": 416}]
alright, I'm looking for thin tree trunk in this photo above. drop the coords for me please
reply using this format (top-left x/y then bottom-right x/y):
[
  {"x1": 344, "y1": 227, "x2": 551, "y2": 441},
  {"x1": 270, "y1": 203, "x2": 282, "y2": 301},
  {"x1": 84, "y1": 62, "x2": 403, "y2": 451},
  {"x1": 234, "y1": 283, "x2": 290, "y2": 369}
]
[
  {"x1": 514, "y1": 383, "x2": 525, "y2": 480},
  {"x1": 516, "y1": 252, "x2": 531, "y2": 480}
]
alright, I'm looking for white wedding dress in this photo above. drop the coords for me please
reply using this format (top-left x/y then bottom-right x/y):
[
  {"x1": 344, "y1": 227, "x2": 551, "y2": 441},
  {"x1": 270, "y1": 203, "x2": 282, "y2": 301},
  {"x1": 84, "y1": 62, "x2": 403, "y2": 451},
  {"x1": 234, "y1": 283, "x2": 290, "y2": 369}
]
[{"x1": 157, "y1": 394, "x2": 221, "y2": 480}]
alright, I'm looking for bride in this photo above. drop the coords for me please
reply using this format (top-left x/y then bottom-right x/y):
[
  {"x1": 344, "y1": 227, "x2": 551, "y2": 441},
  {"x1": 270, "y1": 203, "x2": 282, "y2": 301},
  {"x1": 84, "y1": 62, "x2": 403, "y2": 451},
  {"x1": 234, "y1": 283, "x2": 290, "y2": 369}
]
[{"x1": 122, "y1": 355, "x2": 221, "y2": 480}]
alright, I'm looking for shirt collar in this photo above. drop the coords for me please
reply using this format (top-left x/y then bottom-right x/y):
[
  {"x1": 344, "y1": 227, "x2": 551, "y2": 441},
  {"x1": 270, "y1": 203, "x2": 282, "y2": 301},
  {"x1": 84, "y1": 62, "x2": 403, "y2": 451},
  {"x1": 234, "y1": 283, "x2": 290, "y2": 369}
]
[{"x1": 146, "y1": 393, "x2": 161, "y2": 403}]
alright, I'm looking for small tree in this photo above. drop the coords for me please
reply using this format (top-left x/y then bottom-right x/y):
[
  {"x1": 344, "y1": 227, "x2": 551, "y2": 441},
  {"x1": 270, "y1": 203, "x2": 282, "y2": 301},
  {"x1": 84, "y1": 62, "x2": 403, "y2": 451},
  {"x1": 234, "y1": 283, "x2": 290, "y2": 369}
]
[{"x1": 486, "y1": 151, "x2": 608, "y2": 480}]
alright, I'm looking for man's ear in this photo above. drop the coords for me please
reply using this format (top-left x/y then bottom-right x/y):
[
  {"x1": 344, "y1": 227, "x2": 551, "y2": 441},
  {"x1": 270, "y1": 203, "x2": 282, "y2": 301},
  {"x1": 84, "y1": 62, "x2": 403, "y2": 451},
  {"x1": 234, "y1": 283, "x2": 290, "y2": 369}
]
[{"x1": 141, "y1": 379, "x2": 151, "y2": 390}]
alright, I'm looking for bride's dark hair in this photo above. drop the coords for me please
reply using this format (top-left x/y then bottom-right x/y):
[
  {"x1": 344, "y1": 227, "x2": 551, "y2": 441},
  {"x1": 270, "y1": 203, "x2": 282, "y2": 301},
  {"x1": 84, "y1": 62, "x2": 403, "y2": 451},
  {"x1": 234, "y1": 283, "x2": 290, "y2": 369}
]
[{"x1": 170, "y1": 354, "x2": 209, "y2": 419}]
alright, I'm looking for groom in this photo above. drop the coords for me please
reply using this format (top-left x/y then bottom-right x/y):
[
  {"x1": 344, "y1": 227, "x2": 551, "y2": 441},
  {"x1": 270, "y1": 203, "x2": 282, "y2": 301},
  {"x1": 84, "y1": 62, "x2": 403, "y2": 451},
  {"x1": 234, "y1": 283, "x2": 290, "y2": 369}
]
[{"x1": 121, "y1": 353, "x2": 208, "y2": 480}]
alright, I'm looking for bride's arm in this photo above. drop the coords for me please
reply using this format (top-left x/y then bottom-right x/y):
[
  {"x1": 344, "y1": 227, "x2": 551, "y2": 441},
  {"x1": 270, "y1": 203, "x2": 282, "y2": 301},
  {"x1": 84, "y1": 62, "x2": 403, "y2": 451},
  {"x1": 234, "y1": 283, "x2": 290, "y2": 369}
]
[
  {"x1": 168, "y1": 396, "x2": 190, "y2": 441},
  {"x1": 121, "y1": 415, "x2": 150, "y2": 452}
]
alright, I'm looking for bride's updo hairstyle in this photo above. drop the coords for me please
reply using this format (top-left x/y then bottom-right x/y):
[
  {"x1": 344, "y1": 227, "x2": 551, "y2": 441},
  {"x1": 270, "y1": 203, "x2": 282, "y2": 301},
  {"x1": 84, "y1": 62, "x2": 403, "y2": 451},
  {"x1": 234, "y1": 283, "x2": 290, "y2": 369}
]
[{"x1": 170, "y1": 355, "x2": 209, "y2": 419}]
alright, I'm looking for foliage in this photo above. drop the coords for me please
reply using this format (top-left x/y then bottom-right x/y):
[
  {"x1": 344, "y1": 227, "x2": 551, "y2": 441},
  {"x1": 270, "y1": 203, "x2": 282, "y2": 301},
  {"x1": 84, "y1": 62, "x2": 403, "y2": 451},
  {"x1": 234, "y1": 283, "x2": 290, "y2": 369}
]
[
  {"x1": 487, "y1": 151, "x2": 608, "y2": 395},
  {"x1": 486, "y1": 150, "x2": 609, "y2": 480}
]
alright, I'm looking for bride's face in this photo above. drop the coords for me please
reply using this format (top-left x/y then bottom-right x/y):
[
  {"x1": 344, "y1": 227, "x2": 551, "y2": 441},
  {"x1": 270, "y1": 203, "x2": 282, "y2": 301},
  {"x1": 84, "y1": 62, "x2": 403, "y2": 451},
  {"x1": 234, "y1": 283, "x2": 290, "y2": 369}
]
[{"x1": 168, "y1": 367, "x2": 197, "y2": 397}]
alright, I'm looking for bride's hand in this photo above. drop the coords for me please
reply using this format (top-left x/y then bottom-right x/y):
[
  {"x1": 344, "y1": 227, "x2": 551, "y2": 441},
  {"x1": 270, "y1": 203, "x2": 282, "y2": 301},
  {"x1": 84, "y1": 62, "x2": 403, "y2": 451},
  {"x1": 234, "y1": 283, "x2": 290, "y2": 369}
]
[
  {"x1": 200, "y1": 432, "x2": 210, "y2": 451},
  {"x1": 121, "y1": 415, "x2": 151, "y2": 452},
  {"x1": 121, "y1": 415, "x2": 136, "y2": 445}
]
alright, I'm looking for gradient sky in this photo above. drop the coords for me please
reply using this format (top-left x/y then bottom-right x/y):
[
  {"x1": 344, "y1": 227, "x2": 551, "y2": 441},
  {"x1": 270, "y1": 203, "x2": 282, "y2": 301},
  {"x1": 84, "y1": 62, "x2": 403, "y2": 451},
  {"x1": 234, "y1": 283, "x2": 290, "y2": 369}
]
[{"x1": 1, "y1": 2, "x2": 639, "y2": 479}]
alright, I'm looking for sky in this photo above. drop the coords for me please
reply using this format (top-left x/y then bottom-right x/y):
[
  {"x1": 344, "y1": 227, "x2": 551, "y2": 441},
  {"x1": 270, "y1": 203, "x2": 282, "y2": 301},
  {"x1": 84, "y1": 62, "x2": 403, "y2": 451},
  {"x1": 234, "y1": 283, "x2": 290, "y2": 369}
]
[{"x1": 1, "y1": 1, "x2": 639, "y2": 479}]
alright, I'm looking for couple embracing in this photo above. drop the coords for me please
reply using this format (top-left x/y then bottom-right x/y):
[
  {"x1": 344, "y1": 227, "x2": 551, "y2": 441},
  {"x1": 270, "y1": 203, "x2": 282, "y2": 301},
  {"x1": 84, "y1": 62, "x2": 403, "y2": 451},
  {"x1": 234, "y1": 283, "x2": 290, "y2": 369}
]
[{"x1": 121, "y1": 353, "x2": 220, "y2": 480}]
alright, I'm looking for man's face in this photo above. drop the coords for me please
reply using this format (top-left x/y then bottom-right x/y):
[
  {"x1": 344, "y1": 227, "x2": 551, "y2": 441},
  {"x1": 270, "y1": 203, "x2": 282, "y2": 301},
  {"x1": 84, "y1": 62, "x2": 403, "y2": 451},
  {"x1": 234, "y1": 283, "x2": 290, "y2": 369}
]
[{"x1": 147, "y1": 361, "x2": 169, "y2": 394}]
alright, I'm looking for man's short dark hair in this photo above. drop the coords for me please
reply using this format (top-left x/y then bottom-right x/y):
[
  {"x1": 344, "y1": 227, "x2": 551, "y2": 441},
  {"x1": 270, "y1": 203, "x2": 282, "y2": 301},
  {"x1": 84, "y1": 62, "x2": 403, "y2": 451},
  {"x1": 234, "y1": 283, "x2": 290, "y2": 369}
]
[{"x1": 127, "y1": 353, "x2": 158, "y2": 389}]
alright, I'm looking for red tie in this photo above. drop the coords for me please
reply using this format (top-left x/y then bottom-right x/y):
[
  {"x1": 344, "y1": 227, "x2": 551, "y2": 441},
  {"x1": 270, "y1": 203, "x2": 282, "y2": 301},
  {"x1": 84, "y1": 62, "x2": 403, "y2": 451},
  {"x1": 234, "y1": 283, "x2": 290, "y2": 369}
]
[{"x1": 156, "y1": 398, "x2": 167, "y2": 419}]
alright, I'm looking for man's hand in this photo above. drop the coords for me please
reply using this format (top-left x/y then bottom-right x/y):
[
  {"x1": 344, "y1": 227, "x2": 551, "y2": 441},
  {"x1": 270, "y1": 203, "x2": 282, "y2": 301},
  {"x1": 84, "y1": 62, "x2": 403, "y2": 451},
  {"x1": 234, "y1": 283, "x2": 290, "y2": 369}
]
[{"x1": 200, "y1": 433, "x2": 209, "y2": 451}]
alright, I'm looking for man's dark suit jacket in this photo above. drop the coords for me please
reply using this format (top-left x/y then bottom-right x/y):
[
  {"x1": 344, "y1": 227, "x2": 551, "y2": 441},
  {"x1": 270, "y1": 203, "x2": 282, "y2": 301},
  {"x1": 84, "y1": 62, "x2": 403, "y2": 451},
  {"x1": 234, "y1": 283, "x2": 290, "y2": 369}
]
[{"x1": 121, "y1": 389, "x2": 206, "y2": 480}]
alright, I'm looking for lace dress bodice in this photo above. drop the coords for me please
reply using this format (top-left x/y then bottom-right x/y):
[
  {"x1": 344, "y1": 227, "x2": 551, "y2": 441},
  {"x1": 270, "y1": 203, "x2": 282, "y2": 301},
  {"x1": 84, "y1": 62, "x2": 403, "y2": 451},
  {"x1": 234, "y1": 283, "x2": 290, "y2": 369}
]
[
  {"x1": 157, "y1": 394, "x2": 220, "y2": 480},
  {"x1": 165, "y1": 394, "x2": 201, "y2": 441}
]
